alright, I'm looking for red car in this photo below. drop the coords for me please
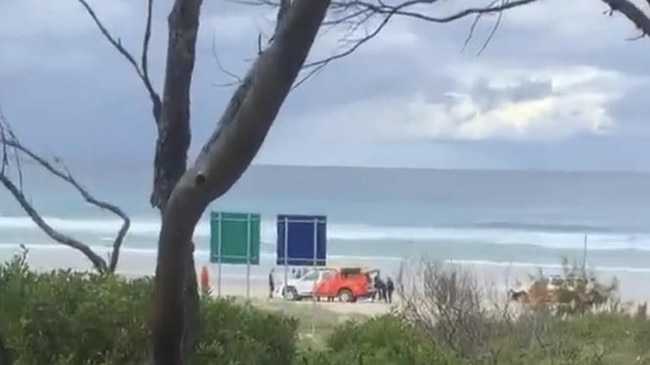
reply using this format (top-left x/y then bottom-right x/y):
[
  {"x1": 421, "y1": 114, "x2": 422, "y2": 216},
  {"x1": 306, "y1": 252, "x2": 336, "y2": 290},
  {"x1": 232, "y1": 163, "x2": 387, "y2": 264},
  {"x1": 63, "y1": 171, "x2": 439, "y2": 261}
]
[{"x1": 313, "y1": 267, "x2": 378, "y2": 302}]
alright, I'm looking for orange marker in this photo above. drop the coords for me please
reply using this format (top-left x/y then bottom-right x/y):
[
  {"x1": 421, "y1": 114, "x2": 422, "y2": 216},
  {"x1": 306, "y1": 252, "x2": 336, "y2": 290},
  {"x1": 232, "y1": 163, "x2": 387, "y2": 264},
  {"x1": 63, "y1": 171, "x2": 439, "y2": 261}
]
[{"x1": 200, "y1": 266, "x2": 210, "y2": 292}]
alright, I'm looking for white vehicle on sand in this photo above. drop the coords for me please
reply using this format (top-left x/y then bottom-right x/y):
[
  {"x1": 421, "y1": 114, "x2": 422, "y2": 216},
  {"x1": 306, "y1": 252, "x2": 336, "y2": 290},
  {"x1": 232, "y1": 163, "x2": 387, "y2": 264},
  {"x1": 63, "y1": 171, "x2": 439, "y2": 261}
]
[{"x1": 274, "y1": 268, "x2": 334, "y2": 301}]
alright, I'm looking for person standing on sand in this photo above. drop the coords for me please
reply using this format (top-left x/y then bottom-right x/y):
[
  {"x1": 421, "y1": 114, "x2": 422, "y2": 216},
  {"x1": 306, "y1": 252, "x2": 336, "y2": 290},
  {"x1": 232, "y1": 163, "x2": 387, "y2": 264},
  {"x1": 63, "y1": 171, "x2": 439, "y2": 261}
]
[
  {"x1": 268, "y1": 268, "x2": 275, "y2": 299},
  {"x1": 386, "y1": 277, "x2": 394, "y2": 304},
  {"x1": 374, "y1": 275, "x2": 386, "y2": 302}
]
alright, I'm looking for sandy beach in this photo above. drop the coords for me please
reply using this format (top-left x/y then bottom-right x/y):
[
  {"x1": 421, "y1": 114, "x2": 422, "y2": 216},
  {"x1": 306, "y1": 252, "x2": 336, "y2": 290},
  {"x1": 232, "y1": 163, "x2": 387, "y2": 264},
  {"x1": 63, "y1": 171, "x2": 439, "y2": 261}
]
[{"x1": 2, "y1": 242, "x2": 649, "y2": 315}]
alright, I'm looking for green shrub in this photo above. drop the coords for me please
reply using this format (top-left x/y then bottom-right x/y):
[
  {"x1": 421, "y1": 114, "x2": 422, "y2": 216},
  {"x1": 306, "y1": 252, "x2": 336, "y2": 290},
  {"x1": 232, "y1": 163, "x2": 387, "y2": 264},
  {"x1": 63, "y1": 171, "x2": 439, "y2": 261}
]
[
  {"x1": 197, "y1": 297, "x2": 298, "y2": 365},
  {"x1": 0, "y1": 252, "x2": 298, "y2": 365},
  {"x1": 0, "y1": 253, "x2": 152, "y2": 365},
  {"x1": 298, "y1": 315, "x2": 463, "y2": 365},
  {"x1": 3, "y1": 249, "x2": 650, "y2": 365},
  {"x1": 390, "y1": 259, "x2": 650, "y2": 365}
]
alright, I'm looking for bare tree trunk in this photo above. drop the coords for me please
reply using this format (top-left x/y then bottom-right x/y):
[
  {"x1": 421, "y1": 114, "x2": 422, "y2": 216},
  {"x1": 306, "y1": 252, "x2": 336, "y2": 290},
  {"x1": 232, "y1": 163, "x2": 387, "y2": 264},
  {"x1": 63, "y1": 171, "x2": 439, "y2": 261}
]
[
  {"x1": 76, "y1": 0, "x2": 204, "y2": 360},
  {"x1": 151, "y1": 1, "x2": 331, "y2": 364},
  {"x1": 152, "y1": 1, "x2": 203, "y2": 363}
]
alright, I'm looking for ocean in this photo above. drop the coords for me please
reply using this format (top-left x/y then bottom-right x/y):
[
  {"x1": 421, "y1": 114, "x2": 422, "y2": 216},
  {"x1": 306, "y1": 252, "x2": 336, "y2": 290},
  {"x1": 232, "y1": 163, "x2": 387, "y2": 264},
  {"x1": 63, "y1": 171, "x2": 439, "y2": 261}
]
[{"x1": 2, "y1": 164, "x2": 650, "y2": 296}]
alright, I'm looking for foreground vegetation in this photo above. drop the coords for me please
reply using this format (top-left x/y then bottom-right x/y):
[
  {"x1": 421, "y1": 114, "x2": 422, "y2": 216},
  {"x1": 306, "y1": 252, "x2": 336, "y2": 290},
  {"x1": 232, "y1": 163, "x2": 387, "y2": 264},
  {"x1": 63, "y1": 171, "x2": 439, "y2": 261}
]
[{"x1": 1, "y1": 252, "x2": 649, "y2": 365}]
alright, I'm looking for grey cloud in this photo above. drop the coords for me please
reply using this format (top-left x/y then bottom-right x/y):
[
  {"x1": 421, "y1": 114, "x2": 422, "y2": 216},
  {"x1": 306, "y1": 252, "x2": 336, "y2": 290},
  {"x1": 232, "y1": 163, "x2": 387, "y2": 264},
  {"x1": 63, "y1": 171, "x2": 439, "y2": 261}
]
[
  {"x1": 464, "y1": 77, "x2": 554, "y2": 112},
  {"x1": 508, "y1": 80, "x2": 553, "y2": 103},
  {"x1": 1, "y1": 0, "x2": 650, "y2": 171}
]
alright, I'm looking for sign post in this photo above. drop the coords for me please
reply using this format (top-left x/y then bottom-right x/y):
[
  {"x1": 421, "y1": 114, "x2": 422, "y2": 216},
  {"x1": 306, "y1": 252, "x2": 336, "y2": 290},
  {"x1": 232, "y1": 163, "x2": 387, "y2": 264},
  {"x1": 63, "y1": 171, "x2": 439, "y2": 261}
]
[
  {"x1": 246, "y1": 214, "x2": 252, "y2": 298},
  {"x1": 276, "y1": 213, "x2": 327, "y2": 330},
  {"x1": 217, "y1": 216, "x2": 222, "y2": 297},
  {"x1": 283, "y1": 216, "x2": 289, "y2": 300},
  {"x1": 210, "y1": 211, "x2": 261, "y2": 298},
  {"x1": 311, "y1": 217, "x2": 319, "y2": 334}
]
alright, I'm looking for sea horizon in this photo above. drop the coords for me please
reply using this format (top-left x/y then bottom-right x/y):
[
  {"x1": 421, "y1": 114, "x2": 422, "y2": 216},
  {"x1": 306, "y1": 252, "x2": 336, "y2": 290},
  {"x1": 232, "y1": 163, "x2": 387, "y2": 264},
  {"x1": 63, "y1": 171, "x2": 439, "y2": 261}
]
[{"x1": 3, "y1": 164, "x2": 650, "y2": 287}]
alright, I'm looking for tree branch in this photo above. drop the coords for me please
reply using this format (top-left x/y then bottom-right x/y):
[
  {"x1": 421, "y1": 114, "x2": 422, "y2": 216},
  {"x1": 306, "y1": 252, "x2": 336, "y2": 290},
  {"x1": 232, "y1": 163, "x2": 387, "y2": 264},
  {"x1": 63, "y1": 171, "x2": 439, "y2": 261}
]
[
  {"x1": 0, "y1": 112, "x2": 130, "y2": 273},
  {"x1": 600, "y1": 0, "x2": 650, "y2": 38},
  {"x1": 210, "y1": 34, "x2": 243, "y2": 87},
  {"x1": 252, "y1": 0, "x2": 539, "y2": 87},
  {"x1": 0, "y1": 174, "x2": 109, "y2": 272},
  {"x1": 3, "y1": 141, "x2": 130, "y2": 272},
  {"x1": 0, "y1": 108, "x2": 23, "y2": 190},
  {"x1": 76, "y1": 0, "x2": 162, "y2": 122},
  {"x1": 310, "y1": 0, "x2": 539, "y2": 67},
  {"x1": 462, "y1": 0, "x2": 506, "y2": 56},
  {"x1": 151, "y1": 1, "x2": 330, "y2": 365}
]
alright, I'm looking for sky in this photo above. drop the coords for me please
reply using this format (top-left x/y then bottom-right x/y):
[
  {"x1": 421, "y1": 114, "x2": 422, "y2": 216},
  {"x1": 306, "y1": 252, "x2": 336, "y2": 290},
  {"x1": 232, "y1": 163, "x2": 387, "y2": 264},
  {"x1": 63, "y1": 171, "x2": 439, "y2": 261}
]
[{"x1": 1, "y1": 0, "x2": 650, "y2": 171}]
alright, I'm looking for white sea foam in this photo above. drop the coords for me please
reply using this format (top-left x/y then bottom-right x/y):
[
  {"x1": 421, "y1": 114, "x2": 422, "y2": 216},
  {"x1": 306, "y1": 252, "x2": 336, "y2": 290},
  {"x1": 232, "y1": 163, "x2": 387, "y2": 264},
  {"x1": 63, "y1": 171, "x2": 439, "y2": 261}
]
[
  {"x1": 0, "y1": 215, "x2": 649, "y2": 251},
  {"x1": 1, "y1": 242, "x2": 650, "y2": 274}
]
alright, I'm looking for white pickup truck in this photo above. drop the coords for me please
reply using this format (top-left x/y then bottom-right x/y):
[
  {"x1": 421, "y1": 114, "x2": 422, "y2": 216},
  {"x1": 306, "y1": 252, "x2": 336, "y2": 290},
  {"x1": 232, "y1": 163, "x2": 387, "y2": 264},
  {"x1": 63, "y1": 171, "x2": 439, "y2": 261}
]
[{"x1": 274, "y1": 268, "x2": 334, "y2": 301}]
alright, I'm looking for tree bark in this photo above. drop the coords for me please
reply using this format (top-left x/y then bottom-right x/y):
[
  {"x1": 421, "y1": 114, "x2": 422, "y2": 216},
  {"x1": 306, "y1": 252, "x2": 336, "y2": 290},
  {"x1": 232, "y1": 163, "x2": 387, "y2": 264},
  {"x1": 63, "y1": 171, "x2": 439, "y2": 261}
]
[
  {"x1": 76, "y1": 0, "x2": 204, "y2": 359},
  {"x1": 152, "y1": 1, "x2": 203, "y2": 363},
  {"x1": 150, "y1": 1, "x2": 331, "y2": 364}
]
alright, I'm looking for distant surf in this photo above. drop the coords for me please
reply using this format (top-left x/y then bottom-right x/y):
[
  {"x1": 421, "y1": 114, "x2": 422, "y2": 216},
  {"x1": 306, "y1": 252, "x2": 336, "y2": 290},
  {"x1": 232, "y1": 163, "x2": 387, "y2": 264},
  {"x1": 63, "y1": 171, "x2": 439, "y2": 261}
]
[
  {"x1": 1, "y1": 242, "x2": 650, "y2": 274},
  {"x1": 0, "y1": 215, "x2": 648, "y2": 252}
]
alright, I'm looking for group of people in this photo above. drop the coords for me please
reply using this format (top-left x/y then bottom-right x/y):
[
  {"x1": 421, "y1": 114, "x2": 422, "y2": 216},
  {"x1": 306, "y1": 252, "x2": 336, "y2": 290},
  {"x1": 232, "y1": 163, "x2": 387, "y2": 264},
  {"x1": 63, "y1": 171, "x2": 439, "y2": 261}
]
[
  {"x1": 267, "y1": 267, "x2": 396, "y2": 304},
  {"x1": 371, "y1": 274, "x2": 395, "y2": 304}
]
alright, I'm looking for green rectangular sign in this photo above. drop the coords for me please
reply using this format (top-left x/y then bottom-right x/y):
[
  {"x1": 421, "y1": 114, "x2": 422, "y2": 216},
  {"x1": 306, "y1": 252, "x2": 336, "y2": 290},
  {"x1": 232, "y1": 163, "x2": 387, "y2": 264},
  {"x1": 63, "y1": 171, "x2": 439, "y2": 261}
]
[{"x1": 210, "y1": 211, "x2": 261, "y2": 265}]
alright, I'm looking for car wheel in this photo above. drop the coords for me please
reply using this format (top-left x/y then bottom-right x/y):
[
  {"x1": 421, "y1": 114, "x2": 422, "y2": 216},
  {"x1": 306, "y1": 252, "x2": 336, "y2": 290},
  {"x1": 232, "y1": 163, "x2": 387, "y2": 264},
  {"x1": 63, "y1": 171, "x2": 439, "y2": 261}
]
[
  {"x1": 284, "y1": 286, "x2": 298, "y2": 301},
  {"x1": 338, "y1": 288, "x2": 354, "y2": 303}
]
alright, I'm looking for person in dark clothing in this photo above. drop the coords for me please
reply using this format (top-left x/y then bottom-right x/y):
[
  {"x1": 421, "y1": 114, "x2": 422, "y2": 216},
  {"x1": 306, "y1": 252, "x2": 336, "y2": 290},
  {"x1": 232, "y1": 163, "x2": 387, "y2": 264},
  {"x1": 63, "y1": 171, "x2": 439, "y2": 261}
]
[
  {"x1": 374, "y1": 275, "x2": 386, "y2": 302},
  {"x1": 386, "y1": 277, "x2": 395, "y2": 304},
  {"x1": 268, "y1": 268, "x2": 275, "y2": 299},
  {"x1": 372, "y1": 275, "x2": 380, "y2": 301}
]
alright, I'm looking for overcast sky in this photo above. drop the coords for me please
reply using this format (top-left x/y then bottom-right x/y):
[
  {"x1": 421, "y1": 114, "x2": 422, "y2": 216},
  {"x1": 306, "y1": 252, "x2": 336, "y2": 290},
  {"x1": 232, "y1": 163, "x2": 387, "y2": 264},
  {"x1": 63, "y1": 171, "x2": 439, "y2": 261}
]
[{"x1": 1, "y1": 0, "x2": 650, "y2": 171}]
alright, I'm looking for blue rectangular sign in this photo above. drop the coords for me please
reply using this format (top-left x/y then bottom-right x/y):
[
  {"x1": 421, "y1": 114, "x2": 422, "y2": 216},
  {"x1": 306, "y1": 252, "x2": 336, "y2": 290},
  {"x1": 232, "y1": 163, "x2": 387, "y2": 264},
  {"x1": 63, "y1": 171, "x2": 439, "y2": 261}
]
[{"x1": 276, "y1": 214, "x2": 327, "y2": 266}]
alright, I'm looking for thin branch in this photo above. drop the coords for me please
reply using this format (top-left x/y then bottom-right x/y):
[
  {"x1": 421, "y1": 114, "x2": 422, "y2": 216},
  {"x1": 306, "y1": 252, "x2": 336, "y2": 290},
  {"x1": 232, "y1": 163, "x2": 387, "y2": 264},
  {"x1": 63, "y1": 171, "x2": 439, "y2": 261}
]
[
  {"x1": 462, "y1": 0, "x2": 504, "y2": 56},
  {"x1": 0, "y1": 118, "x2": 8, "y2": 176},
  {"x1": 0, "y1": 107, "x2": 23, "y2": 190},
  {"x1": 477, "y1": 8, "x2": 504, "y2": 56},
  {"x1": 332, "y1": 0, "x2": 538, "y2": 23},
  {"x1": 142, "y1": 0, "x2": 155, "y2": 92},
  {"x1": 76, "y1": 0, "x2": 162, "y2": 123},
  {"x1": 315, "y1": 0, "x2": 539, "y2": 66},
  {"x1": 210, "y1": 33, "x2": 243, "y2": 87},
  {"x1": 0, "y1": 114, "x2": 130, "y2": 273},
  {"x1": 463, "y1": 12, "x2": 483, "y2": 52},
  {"x1": 252, "y1": 0, "x2": 539, "y2": 86},
  {"x1": 5, "y1": 143, "x2": 130, "y2": 272},
  {"x1": 0, "y1": 174, "x2": 109, "y2": 272}
]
